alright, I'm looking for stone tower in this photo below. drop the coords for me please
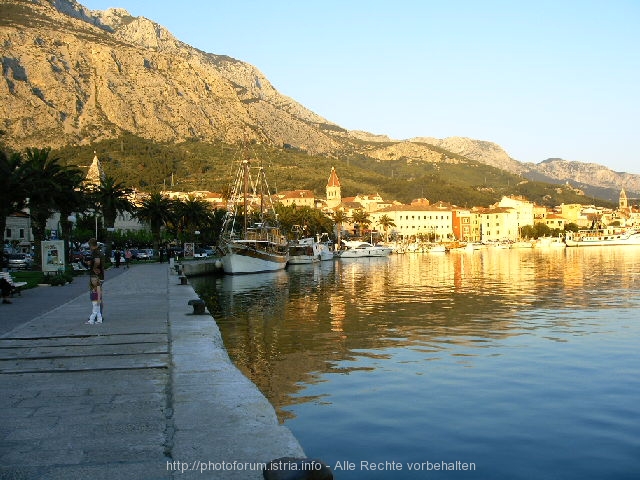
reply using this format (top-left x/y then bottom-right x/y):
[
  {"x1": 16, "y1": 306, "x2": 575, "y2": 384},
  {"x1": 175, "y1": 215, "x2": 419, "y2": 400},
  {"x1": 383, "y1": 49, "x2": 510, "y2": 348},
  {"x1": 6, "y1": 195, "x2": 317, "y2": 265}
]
[
  {"x1": 84, "y1": 152, "x2": 105, "y2": 188},
  {"x1": 326, "y1": 166, "x2": 342, "y2": 209},
  {"x1": 619, "y1": 188, "x2": 628, "y2": 211}
]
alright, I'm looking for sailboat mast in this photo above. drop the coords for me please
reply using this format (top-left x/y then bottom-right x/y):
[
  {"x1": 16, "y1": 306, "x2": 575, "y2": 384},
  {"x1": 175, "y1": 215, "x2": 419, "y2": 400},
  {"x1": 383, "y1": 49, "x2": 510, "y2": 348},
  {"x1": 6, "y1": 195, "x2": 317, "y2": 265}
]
[
  {"x1": 243, "y1": 159, "x2": 249, "y2": 238},
  {"x1": 259, "y1": 165, "x2": 265, "y2": 219}
]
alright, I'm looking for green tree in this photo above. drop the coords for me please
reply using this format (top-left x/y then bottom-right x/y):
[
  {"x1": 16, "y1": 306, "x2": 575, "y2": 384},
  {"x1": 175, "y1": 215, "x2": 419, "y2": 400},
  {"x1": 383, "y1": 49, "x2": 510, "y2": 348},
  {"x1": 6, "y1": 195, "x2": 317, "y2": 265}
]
[
  {"x1": 0, "y1": 150, "x2": 27, "y2": 265},
  {"x1": 22, "y1": 148, "x2": 83, "y2": 268},
  {"x1": 136, "y1": 192, "x2": 176, "y2": 251},
  {"x1": 174, "y1": 196, "x2": 214, "y2": 242},
  {"x1": 56, "y1": 169, "x2": 87, "y2": 265},
  {"x1": 351, "y1": 209, "x2": 371, "y2": 238},
  {"x1": 90, "y1": 175, "x2": 135, "y2": 256},
  {"x1": 274, "y1": 204, "x2": 333, "y2": 240},
  {"x1": 377, "y1": 214, "x2": 396, "y2": 242},
  {"x1": 564, "y1": 223, "x2": 580, "y2": 233},
  {"x1": 331, "y1": 210, "x2": 349, "y2": 246}
]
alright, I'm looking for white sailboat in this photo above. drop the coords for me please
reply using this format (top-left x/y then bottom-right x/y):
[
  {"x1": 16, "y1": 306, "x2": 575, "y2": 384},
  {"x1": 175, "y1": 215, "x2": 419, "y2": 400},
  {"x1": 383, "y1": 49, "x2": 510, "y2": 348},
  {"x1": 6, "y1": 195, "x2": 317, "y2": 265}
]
[{"x1": 218, "y1": 158, "x2": 289, "y2": 274}]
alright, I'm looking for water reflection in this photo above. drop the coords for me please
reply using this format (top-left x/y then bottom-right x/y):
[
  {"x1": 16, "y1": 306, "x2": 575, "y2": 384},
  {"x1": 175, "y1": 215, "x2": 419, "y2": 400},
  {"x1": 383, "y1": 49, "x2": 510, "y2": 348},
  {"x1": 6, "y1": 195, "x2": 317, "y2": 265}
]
[{"x1": 191, "y1": 247, "x2": 640, "y2": 426}]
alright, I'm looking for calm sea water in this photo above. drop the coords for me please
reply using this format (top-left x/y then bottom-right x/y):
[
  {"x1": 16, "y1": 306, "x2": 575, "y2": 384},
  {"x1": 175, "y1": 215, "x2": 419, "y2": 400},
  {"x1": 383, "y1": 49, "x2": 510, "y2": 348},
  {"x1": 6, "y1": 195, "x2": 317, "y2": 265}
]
[{"x1": 191, "y1": 247, "x2": 640, "y2": 479}]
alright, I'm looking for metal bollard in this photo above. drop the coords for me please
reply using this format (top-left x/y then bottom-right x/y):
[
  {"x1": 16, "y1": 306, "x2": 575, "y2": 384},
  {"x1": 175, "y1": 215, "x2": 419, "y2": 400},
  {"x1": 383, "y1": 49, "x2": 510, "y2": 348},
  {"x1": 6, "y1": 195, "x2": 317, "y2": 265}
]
[{"x1": 187, "y1": 299, "x2": 206, "y2": 315}]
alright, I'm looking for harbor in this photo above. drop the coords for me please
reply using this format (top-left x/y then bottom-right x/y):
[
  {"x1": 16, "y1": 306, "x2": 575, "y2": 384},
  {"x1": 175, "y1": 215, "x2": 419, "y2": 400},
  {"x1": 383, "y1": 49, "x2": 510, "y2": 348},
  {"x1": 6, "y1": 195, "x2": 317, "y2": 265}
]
[
  {"x1": 0, "y1": 263, "x2": 304, "y2": 479},
  {"x1": 191, "y1": 246, "x2": 640, "y2": 479}
]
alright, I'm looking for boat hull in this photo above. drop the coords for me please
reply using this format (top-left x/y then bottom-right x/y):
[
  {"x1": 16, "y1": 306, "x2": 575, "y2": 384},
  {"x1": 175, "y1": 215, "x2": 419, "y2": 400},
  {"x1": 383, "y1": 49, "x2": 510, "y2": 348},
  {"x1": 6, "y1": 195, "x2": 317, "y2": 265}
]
[
  {"x1": 336, "y1": 242, "x2": 393, "y2": 258},
  {"x1": 565, "y1": 229, "x2": 640, "y2": 247},
  {"x1": 221, "y1": 242, "x2": 288, "y2": 274}
]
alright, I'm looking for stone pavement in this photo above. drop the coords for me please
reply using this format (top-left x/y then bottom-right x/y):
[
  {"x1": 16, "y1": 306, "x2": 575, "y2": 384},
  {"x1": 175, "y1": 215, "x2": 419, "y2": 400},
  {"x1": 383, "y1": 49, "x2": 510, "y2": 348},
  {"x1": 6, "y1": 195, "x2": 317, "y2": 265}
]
[{"x1": 0, "y1": 263, "x2": 304, "y2": 479}]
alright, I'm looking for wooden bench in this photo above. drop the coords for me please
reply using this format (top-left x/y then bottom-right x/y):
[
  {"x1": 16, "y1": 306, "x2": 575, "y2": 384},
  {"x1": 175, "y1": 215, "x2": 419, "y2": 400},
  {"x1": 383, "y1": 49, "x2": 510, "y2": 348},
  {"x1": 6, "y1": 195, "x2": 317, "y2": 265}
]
[{"x1": 0, "y1": 271, "x2": 27, "y2": 296}]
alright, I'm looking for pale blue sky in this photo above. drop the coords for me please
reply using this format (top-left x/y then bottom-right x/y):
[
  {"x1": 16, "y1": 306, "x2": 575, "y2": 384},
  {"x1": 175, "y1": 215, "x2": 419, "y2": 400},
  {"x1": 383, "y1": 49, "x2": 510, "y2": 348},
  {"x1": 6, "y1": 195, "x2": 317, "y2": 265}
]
[{"x1": 81, "y1": 0, "x2": 640, "y2": 174}]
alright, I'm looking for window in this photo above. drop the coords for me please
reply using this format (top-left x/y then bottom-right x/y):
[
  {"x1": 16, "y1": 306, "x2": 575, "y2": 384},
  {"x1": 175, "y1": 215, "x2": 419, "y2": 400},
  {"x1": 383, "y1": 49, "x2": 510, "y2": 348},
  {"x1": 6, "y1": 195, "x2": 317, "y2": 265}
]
[
  {"x1": 19, "y1": 229, "x2": 25, "y2": 239},
  {"x1": 6, "y1": 228, "x2": 11, "y2": 238}
]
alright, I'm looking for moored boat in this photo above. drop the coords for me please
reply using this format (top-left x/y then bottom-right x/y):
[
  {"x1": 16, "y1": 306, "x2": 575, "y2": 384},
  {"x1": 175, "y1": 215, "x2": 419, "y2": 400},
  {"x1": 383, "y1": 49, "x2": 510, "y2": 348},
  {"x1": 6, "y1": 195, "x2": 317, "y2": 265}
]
[
  {"x1": 565, "y1": 228, "x2": 640, "y2": 247},
  {"x1": 288, "y1": 237, "x2": 321, "y2": 264},
  {"x1": 534, "y1": 236, "x2": 566, "y2": 248},
  {"x1": 335, "y1": 240, "x2": 393, "y2": 258},
  {"x1": 218, "y1": 158, "x2": 289, "y2": 274}
]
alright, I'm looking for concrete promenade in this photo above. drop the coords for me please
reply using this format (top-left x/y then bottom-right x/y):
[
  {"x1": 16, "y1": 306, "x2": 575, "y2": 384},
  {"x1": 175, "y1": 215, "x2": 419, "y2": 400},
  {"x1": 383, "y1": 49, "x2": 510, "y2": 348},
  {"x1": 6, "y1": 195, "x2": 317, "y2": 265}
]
[{"x1": 0, "y1": 263, "x2": 304, "y2": 479}]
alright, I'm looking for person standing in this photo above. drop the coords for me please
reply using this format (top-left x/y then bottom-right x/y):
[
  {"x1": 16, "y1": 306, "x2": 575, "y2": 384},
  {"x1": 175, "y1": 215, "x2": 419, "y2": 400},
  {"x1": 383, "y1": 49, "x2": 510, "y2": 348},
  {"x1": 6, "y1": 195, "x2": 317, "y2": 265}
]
[
  {"x1": 124, "y1": 248, "x2": 132, "y2": 269},
  {"x1": 88, "y1": 238, "x2": 105, "y2": 320},
  {"x1": 114, "y1": 249, "x2": 121, "y2": 268},
  {"x1": 85, "y1": 275, "x2": 102, "y2": 324},
  {"x1": 1, "y1": 277, "x2": 12, "y2": 304}
]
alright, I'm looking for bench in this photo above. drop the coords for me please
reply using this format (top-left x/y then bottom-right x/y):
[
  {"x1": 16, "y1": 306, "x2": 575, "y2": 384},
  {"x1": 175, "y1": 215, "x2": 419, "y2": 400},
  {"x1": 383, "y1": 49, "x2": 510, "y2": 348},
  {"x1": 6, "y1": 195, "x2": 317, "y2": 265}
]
[{"x1": 0, "y1": 271, "x2": 27, "y2": 296}]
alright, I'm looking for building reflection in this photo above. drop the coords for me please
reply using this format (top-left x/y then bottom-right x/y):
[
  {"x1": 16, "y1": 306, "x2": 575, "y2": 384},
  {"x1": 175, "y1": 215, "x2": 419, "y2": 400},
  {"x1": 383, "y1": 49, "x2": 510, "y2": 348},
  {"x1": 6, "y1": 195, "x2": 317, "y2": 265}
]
[{"x1": 191, "y1": 247, "x2": 640, "y2": 422}]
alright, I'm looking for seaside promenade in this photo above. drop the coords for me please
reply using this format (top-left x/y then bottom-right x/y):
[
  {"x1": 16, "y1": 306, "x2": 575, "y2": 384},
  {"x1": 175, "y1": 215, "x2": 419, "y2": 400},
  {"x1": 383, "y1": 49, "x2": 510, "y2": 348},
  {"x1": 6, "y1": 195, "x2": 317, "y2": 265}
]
[{"x1": 0, "y1": 263, "x2": 304, "y2": 479}]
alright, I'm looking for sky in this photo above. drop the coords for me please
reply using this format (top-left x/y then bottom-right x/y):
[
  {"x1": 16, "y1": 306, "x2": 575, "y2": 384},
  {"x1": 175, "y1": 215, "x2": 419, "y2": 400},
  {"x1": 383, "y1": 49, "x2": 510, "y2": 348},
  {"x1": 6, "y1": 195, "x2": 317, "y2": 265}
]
[{"x1": 80, "y1": 0, "x2": 640, "y2": 174}]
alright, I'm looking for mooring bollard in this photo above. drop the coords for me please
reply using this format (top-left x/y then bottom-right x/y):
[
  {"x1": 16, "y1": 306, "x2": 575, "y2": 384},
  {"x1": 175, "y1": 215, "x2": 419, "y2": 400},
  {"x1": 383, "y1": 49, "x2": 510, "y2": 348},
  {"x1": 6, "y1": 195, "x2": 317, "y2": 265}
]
[
  {"x1": 187, "y1": 299, "x2": 206, "y2": 315},
  {"x1": 263, "y1": 457, "x2": 333, "y2": 480}
]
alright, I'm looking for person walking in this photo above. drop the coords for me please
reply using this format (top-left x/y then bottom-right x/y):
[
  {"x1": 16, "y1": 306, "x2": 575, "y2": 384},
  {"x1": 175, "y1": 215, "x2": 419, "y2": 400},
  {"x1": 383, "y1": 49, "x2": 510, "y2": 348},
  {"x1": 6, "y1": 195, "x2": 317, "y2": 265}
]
[
  {"x1": 114, "y1": 249, "x2": 121, "y2": 268},
  {"x1": 124, "y1": 248, "x2": 132, "y2": 269},
  {"x1": 85, "y1": 275, "x2": 102, "y2": 324}
]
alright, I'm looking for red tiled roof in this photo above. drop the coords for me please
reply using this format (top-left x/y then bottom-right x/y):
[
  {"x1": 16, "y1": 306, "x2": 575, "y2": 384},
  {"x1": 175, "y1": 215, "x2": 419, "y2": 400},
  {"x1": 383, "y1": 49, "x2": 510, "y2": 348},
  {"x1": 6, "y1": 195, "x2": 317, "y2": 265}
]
[{"x1": 327, "y1": 166, "x2": 341, "y2": 187}]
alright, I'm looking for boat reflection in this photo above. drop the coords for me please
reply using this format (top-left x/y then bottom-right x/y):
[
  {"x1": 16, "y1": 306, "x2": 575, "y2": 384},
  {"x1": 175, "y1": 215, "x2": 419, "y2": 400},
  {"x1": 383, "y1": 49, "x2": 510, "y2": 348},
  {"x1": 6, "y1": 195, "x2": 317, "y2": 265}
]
[{"x1": 192, "y1": 247, "x2": 640, "y2": 422}]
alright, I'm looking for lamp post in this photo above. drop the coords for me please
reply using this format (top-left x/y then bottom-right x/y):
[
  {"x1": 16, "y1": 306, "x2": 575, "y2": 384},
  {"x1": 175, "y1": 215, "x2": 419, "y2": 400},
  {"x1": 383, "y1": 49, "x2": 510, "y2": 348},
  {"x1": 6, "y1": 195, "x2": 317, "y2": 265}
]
[{"x1": 67, "y1": 214, "x2": 76, "y2": 264}]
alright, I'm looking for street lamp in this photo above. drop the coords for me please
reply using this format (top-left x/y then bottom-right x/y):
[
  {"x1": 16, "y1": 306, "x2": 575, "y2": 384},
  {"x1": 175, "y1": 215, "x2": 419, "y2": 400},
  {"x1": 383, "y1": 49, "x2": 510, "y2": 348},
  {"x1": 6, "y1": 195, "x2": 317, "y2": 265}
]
[{"x1": 67, "y1": 214, "x2": 76, "y2": 264}]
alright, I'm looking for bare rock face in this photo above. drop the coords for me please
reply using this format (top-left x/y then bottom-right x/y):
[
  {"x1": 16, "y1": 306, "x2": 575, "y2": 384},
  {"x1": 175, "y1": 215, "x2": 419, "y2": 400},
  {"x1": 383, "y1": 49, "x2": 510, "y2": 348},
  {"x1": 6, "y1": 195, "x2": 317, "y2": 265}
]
[
  {"x1": 411, "y1": 136, "x2": 525, "y2": 174},
  {"x1": 0, "y1": 0, "x2": 342, "y2": 153},
  {"x1": 1, "y1": 0, "x2": 638, "y2": 195},
  {"x1": 531, "y1": 159, "x2": 640, "y2": 193}
]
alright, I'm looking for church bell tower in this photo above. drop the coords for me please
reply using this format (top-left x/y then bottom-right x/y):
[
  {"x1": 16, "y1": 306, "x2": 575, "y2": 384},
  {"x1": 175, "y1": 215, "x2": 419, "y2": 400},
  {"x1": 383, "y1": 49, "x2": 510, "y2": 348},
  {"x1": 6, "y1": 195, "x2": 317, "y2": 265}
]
[{"x1": 326, "y1": 166, "x2": 342, "y2": 209}]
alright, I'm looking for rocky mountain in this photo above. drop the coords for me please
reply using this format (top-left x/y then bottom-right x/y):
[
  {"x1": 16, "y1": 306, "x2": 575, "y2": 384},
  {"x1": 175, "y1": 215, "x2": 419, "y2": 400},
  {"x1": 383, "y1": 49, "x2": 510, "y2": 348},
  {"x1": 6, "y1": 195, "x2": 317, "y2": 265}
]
[
  {"x1": 0, "y1": 0, "x2": 348, "y2": 154},
  {"x1": 411, "y1": 136, "x2": 640, "y2": 200},
  {"x1": 1, "y1": 0, "x2": 638, "y2": 200}
]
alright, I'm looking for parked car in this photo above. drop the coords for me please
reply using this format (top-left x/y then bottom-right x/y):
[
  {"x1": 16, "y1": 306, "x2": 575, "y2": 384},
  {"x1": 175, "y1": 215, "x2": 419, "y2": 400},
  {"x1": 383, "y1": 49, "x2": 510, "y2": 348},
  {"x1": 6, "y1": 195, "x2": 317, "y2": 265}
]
[
  {"x1": 7, "y1": 253, "x2": 33, "y2": 270},
  {"x1": 136, "y1": 249, "x2": 149, "y2": 260},
  {"x1": 194, "y1": 248, "x2": 208, "y2": 258},
  {"x1": 127, "y1": 249, "x2": 147, "y2": 260}
]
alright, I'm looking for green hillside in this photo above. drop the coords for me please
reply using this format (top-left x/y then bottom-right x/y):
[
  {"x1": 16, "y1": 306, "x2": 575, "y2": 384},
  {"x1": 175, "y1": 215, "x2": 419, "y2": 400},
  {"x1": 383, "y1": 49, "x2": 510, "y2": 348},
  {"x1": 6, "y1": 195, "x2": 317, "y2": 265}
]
[{"x1": 51, "y1": 135, "x2": 613, "y2": 209}]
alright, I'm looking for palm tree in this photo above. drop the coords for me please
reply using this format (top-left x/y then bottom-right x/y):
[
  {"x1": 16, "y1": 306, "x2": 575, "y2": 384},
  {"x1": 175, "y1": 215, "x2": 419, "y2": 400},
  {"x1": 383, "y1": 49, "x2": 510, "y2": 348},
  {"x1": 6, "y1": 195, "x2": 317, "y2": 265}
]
[
  {"x1": 351, "y1": 209, "x2": 371, "y2": 238},
  {"x1": 21, "y1": 148, "x2": 83, "y2": 268},
  {"x1": 0, "y1": 150, "x2": 27, "y2": 262},
  {"x1": 56, "y1": 169, "x2": 88, "y2": 263},
  {"x1": 90, "y1": 175, "x2": 135, "y2": 256},
  {"x1": 378, "y1": 214, "x2": 396, "y2": 242},
  {"x1": 136, "y1": 192, "x2": 176, "y2": 251},
  {"x1": 331, "y1": 210, "x2": 349, "y2": 246},
  {"x1": 174, "y1": 196, "x2": 213, "y2": 242}
]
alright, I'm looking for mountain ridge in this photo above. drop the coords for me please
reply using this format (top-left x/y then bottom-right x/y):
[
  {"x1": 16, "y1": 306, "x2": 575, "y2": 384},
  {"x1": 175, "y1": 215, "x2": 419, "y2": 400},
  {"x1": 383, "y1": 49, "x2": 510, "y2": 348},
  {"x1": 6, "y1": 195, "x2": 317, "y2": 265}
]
[{"x1": 1, "y1": 0, "x2": 638, "y2": 201}]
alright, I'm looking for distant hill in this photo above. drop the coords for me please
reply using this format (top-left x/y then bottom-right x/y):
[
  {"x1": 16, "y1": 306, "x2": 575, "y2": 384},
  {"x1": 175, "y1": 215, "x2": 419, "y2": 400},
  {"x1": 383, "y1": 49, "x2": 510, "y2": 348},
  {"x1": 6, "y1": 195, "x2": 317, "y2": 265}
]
[
  {"x1": 411, "y1": 137, "x2": 640, "y2": 202},
  {"x1": 1, "y1": 0, "x2": 638, "y2": 204}
]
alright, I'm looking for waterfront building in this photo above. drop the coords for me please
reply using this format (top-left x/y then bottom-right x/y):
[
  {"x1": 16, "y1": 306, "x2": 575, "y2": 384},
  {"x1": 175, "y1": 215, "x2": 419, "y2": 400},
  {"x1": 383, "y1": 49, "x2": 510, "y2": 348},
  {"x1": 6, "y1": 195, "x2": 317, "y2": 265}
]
[
  {"x1": 275, "y1": 190, "x2": 315, "y2": 208},
  {"x1": 475, "y1": 206, "x2": 519, "y2": 243},
  {"x1": 452, "y1": 209, "x2": 481, "y2": 242},
  {"x1": 370, "y1": 200, "x2": 455, "y2": 241},
  {"x1": 498, "y1": 196, "x2": 535, "y2": 232}
]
